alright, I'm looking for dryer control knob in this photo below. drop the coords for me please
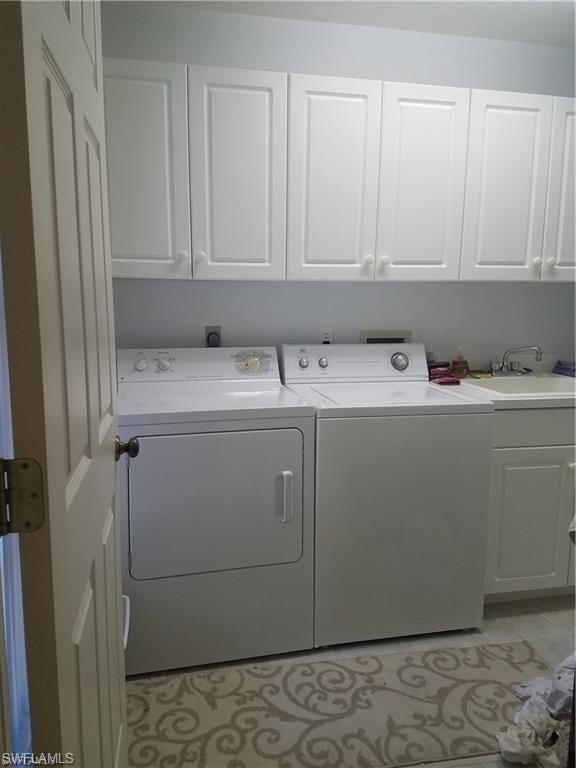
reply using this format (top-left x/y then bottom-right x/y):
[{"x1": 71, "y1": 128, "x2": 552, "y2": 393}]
[
  {"x1": 318, "y1": 357, "x2": 329, "y2": 368},
  {"x1": 134, "y1": 358, "x2": 148, "y2": 372},
  {"x1": 299, "y1": 357, "x2": 310, "y2": 369},
  {"x1": 157, "y1": 358, "x2": 171, "y2": 372},
  {"x1": 391, "y1": 352, "x2": 409, "y2": 371},
  {"x1": 244, "y1": 355, "x2": 261, "y2": 372}
]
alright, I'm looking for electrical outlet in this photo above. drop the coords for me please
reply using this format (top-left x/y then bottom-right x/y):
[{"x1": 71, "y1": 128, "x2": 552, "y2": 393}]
[
  {"x1": 319, "y1": 327, "x2": 333, "y2": 344},
  {"x1": 205, "y1": 325, "x2": 222, "y2": 348}
]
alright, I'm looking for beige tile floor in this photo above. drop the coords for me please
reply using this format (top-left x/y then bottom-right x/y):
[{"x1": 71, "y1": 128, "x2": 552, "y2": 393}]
[{"x1": 131, "y1": 595, "x2": 575, "y2": 768}]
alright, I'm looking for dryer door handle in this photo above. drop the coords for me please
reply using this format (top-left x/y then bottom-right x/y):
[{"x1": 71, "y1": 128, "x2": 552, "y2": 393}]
[{"x1": 281, "y1": 471, "x2": 295, "y2": 523}]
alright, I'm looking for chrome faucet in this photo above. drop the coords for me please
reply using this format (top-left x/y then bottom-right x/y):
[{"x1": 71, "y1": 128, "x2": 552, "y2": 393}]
[{"x1": 491, "y1": 346, "x2": 543, "y2": 375}]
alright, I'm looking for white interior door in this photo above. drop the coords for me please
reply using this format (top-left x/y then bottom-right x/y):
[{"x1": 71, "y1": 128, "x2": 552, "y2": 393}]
[
  {"x1": 189, "y1": 66, "x2": 287, "y2": 280},
  {"x1": 460, "y1": 90, "x2": 553, "y2": 281},
  {"x1": 0, "y1": 552, "x2": 11, "y2": 751},
  {"x1": 542, "y1": 97, "x2": 575, "y2": 282},
  {"x1": 376, "y1": 82, "x2": 469, "y2": 281},
  {"x1": 287, "y1": 74, "x2": 382, "y2": 280},
  {"x1": 0, "y1": 2, "x2": 126, "y2": 763}
]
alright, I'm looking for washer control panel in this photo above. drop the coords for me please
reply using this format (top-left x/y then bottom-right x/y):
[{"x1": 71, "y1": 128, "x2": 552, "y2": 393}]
[
  {"x1": 281, "y1": 344, "x2": 429, "y2": 383},
  {"x1": 118, "y1": 347, "x2": 280, "y2": 383}
]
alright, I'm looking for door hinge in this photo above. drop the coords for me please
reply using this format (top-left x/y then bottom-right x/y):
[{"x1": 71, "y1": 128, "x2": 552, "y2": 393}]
[{"x1": 0, "y1": 458, "x2": 45, "y2": 537}]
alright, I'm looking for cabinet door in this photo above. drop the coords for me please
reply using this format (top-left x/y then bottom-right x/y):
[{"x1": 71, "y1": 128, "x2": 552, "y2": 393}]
[
  {"x1": 542, "y1": 98, "x2": 575, "y2": 282},
  {"x1": 461, "y1": 91, "x2": 553, "y2": 281},
  {"x1": 104, "y1": 59, "x2": 191, "y2": 279},
  {"x1": 189, "y1": 67, "x2": 287, "y2": 280},
  {"x1": 485, "y1": 446, "x2": 575, "y2": 594},
  {"x1": 287, "y1": 74, "x2": 382, "y2": 280},
  {"x1": 376, "y1": 83, "x2": 469, "y2": 281}
]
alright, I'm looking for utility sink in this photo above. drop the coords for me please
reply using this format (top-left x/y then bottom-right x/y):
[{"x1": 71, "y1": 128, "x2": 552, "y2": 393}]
[{"x1": 465, "y1": 374, "x2": 575, "y2": 398}]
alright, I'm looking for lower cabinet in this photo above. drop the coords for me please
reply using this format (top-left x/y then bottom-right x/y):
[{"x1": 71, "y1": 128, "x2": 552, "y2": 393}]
[{"x1": 485, "y1": 444, "x2": 575, "y2": 594}]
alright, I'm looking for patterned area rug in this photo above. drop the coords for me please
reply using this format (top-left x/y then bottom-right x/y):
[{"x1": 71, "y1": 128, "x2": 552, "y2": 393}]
[{"x1": 127, "y1": 641, "x2": 547, "y2": 768}]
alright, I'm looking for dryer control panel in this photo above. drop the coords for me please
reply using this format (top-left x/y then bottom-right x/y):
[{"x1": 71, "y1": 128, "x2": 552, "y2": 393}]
[{"x1": 117, "y1": 347, "x2": 280, "y2": 383}]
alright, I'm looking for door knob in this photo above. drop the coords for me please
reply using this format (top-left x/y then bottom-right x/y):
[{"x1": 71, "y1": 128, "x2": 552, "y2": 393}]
[{"x1": 115, "y1": 436, "x2": 140, "y2": 463}]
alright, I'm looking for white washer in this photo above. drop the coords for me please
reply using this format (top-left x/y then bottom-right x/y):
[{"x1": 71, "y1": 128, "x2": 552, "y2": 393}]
[
  {"x1": 281, "y1": 343, "x2": 494, "y2": 648},
  {"x1": 117, "y1": 347, "x2": 314, "y2": 674}
]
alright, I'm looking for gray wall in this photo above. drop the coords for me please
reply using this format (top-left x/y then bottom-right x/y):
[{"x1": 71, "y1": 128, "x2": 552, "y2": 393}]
[
  {"x1": 102, "y1": 3, "x2": 574, "y2": 95},
  {"x1": 104, "y1": 3, "x2": 575, "y2": 366},
  {"x1": 113, "y1": 280, "x2": 575, "y2": 369}
]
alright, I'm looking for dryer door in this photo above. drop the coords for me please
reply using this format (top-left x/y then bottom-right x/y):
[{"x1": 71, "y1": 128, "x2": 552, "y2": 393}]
[{"x1": 128, "y1": 429, "x2": 303, "y2": 580}]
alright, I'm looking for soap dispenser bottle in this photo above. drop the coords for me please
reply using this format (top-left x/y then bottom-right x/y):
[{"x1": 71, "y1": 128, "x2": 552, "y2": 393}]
[{"x1": 451, "y1": 346, "x2": 469, "y2": 379}]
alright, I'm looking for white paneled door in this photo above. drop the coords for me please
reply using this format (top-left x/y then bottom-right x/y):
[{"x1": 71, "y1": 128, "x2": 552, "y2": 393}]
[
  {"x1": 376, "y1": 83, "x2": 470, "y2": 281},
  {"x1": 461, "y1": 90, "x2": 553, "y2": 281},
  {"x1": 104, "y1": 58, "x2": 191, "y2": 279},
  {"x1": 288, "y1": 74, "x2": 382, "y2": 280},
  {"x1": 0, "y1": 551, "x2": 10, "y2": 751},
  {"x1": 543, "y1": 97, "x2": 575, "y2": 282},
  {"x1": 486, "y1": 447, "x2": 575, "y2": 594},
  {"x1": 189, "y1": 66, "x2": 287, "y2": 280},
  {"x1": 1, "y1": 1, "x2": 126, "y2": 763}
]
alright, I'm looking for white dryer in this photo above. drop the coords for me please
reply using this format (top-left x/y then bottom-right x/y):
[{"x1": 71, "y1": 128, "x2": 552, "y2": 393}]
[
  {"x1": 117, "y1": 347, "x2": 314, "y2": 674},
  {"x1": 281, "y1": 343, "x2": 494, "y2": 648}
]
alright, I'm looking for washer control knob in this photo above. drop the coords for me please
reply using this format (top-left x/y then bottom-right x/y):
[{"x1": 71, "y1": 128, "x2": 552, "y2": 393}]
[
  {"x1": 157, "y1": 358, "x2": 171, "y2": 372},
  {"x1": 244, "y1": 355, "x2": 261, "y2": 372},
  {"x1": 318, "y1": 357, "x2": 329, "y2": 368},
  {"x1": 299, "y1": 357, "x2": 310, "y2": 369},
  {"x1": 134, "y1": 358, "x2": 148, "y2": 372},
  {"x1": 391, "y1": 352, "x2": 409, "y2": 371}
]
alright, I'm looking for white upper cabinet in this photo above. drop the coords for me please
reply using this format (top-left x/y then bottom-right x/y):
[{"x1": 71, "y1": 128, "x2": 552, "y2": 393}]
[
  {"x1": 376, "y1": 83, "x2": 470, "y2": 281},
  {"x1": 460, "y1": 90, "x2": 553, "y2": 281},
  {"x1": 103, "y1": 58, "x2": 571, "y2": 285},
  {"x1": 287, "y1": 75, "x2": 382, "y2": 280},
  {"x1": 104, "y1": 59, "x2": 191, "y2": 279},
  {"x1": 542, "y1": 98, "x2": 575, "y2": 282},
  {"x1": 188, "y1": 67, "x2": 287, "y2": 280}
]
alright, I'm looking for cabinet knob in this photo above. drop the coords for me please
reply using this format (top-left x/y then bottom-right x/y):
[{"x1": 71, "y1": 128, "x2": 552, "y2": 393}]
[
  {"x1": 546, "y1": 257, "x2": 557, "y2": 267},
  {"x1": 364, "y1": 254, "x2": 375, "y2": 267},
  {"x1": 176, "y1": 249, "x2": 189, "y2": 262},
  {"x1": 379, "y1": 255, "x2": 390, "y2": 267},
  {"x1": 532, "y1": 257, "x2": 542, "y2": 267},
  {"x1": 568, "y1": 463, "x2": 576, "y2": 472},
  {"x1": 196, "y1": 251, "x2": 207, "y2": 265}
]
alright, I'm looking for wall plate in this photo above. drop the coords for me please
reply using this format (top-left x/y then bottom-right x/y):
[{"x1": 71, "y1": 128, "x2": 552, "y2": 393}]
[{"x1": 359, "y1": 329, "x2": 412, "y2": 344}]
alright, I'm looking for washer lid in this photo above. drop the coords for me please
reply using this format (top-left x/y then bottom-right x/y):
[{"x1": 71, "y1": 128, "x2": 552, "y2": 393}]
[{"x1": 288, "y1": 381, "x2": 493, "y2": 417}]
